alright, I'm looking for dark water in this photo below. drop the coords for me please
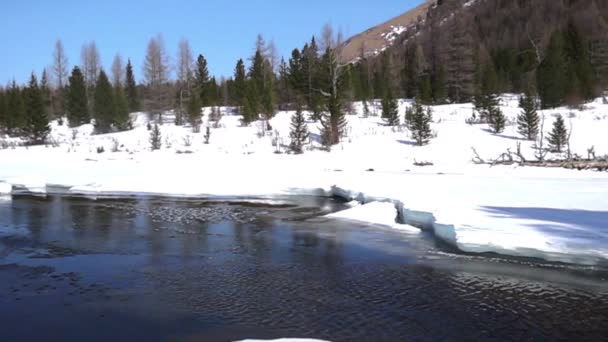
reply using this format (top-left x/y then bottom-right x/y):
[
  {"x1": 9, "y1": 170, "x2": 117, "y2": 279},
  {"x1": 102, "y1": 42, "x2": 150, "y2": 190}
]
[{"x1": 0, "y1": 195, "x2": 607, "y2": 342}]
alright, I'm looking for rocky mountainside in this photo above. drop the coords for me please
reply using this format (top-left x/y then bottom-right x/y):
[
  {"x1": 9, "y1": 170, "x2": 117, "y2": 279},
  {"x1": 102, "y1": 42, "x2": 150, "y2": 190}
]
[{"x1": 340, "y1": 0, "x2": 433, "y2": 63}]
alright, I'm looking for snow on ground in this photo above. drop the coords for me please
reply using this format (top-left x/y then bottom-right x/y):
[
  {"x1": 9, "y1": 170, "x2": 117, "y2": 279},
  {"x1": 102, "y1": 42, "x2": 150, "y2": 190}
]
[{"x1": 1, "y1": 96, "x2": 608, "y2": 265}]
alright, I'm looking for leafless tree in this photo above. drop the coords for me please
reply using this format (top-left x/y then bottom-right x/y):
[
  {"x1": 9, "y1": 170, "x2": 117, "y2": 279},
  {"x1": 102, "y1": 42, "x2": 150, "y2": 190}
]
[
  {"x1": 111, "y1": 54, "x2": 124, "y2": 87},
  {"x1": 143, "y1": 34, "x2": 171, "y2": 119},
  {"x1": 177, "y1": 39, "x2": 194, "y2": 87},
  {"x1": 81, "y1": 41, "x2": 101, "y2": 88},
  {"x1": 52, "y1": 40, "x2": 69, "y2": 89},
  {"x1": 267, "y1": 39, "x2": 279, "y2": 72}
]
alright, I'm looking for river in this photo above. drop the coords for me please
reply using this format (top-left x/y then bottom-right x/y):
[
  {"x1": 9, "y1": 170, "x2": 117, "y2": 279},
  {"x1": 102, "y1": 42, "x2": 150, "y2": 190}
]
[{"x1": 0, "y1": 195, "x2": 606, "y2": 341}]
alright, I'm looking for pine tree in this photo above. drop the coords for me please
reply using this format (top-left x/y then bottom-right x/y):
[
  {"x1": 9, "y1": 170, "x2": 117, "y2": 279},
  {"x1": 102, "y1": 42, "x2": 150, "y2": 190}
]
[
  {"x1": 66, "y1": 66, "x2": 89, "y2": 127},
  {"x1": 25, "y1": 73, "x2": 50, "y2": 144},
  {"x1": 563, "y1": 19, "x2": 595, "y2": 103},
  {"x1": 261, "y1": 73, "x2": 275, "y2": 120},
  {"x1": 289, "y1": 100, "x2": 309, "y2": 154},
  {"x1": 407, "y1": 101, "x2": 433, "y2": 146},
  {"x1": 288, "y1": 48, "x2": 304, "y2": 96},
  {"x1": 40, "y1": 69, "x2": 52, "y2": 119},
  {"x1": 0, "y1": 89, "x2": 6, "y2": 130},
  {"x1": 113, "y1": 84, "x2": 131, "y2": 131},
  {"x1": 517, "y1": 91, "x2": 539, "y2": 140},
  {"x1": 381, "y1": 89, "x2": 399, "y2": 126},
  {"x1": 93, "y1": 70, "x2": 115, "y2": 133},
  {"x1": 233, "y1": 59, "x2": 247, "y2": 109},
  {"x1": 547, "y1": 115, "x2": 568, "y2": 153},
  {"x1": 241, "y1": 81, "x2": 259, "y2": 125},
  {"x1": 187, "y1": 92, "x2": 202, "y2": 130},
  {"x1": 6, "y1": 82, "x2": 26, "y2": 133},
  {"x1": 432, "y1": 65, "x2": 447, "y2": 104},
  {"x1": 149, "y1": 123, "x2": 162, "y2": 151},
  {"x1": 195, "y1": 54, "x2": 210, "y2": 106},
  {"x1": 125, "y1": 59, "x2": 139, "y2": 112},
  {"x1": 319, "y1": 47, "x2": 348, "y2": 146},
  {"x1": 488, "y1": 97, "x2": 506, "y2": 134},
  {"x1": 537, "y1": 30, "x2": 567, "y2": 109},
  {"x1": 302, "y1": 38, "x2": 323, "y2": 118}
]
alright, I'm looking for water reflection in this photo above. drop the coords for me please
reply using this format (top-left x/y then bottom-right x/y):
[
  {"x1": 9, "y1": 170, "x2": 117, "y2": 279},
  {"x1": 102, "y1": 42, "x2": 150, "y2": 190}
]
[{"x1": 0, "y1": 196, "x2": 606, "y2": 341}]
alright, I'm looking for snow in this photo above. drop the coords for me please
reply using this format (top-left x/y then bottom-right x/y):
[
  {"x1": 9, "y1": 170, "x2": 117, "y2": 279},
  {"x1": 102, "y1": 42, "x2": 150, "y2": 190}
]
[
  {"x1": 326, "y1": 201, "x2": 420, "y2": 234},
  {"x1": 0, "y1": 182, "x2": 11, "y2": 195},
  {"x1": 1, "y1": 97, "x2": 608, "y2": 265}
]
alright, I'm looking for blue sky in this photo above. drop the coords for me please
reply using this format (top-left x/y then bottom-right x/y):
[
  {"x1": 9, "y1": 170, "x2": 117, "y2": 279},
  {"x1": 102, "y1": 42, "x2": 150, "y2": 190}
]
[{"x1": 0, "y1": 0, "x2": 422, "y2": 85}]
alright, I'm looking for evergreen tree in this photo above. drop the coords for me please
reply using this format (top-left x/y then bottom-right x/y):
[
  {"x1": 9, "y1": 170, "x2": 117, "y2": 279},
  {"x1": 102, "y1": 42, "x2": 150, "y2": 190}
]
[
  {"x1": 249, "y1": 50, "x2": 265, "y2": 98},
  {"x1": 563, "y1": 19, "x2": 596, "y2": 104},
  {"x1": 406, "y1": 101, "x2": 433, "y2": 146},
  {"x1": 488, "y1": 96, "x2": 506, "y2": 134},
  {"x1": 537, "y1": 30, "x2": 567, "y2": 109},
  {"x1": 0, "y1": 89, "x2": 6, "y2": 130},
  {"x1": 277, "y1": 58, "x2": 292, "y2": 107},
  {"x1": 288, "y1": 48, "x2": 304, "y2": 96},
  {"x1": 233, "y1": 59, "x2": 247, "y2": 108},
  {"x1": 547, "y1": 115, "x2": 568, "y2": 153},
  {"x1": 149, "y1": 123, "x2": 162, "y2": 150},
  {"x1": 418, "y1": 75, "x2": 432, "y2": 104},
  {"x1": 113, "y1": 84, "x2": 131, "y2": 131},
  {"x1": 66, "y1": 66, "x2": 89, "y2": 127},
  {"x1": 381, "y1": 89, "x2": 399, "y2": 126},
  {"x1": 195, "y1": 54, "x2": 210, "y2": 106},
  {"x1": 517, "y1": 91, "x2": 540, "y2": 140},
  {"x1": 241, "y1": 81, "x2": 259, "y2": 125},
  {"x1": 261, "y1": 76, "x2": 275, "y2": 119},
  {"x1": 301, "y1": 38, "x2": 323, "y2": 118},
  {"x1": 319, "y1": 47, "x2": 348, "y2": 147},
  {"x1": 25, "y1": 73, "x2": 50, "y2": 144},
  {"x1": 93, "y1": 70, "x2": 115, "y2": 133},
  {"x1": 125, "y1": 59, "x2": 140, "y2": 112},
  {"x1": 187, "y1": 92, "x2": 202, "y2": 130},
  {"x1": 289, "y1": 99, "x2": 309, "y2": 154},
  {"x1": 6, "y1": 82, "x2": 26, "y2": 133},
  {"x1": 40, "y1": 69, "x2": 52, "y2": 119},
  {"x1": 432, "y1": 65, "x2": 447, "y2": 104}
]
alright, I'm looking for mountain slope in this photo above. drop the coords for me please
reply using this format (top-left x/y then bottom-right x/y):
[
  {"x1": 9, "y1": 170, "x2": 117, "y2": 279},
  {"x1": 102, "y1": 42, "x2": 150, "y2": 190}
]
[{"x1": 341, "y1": 0, "x2": 433, "y2": 62}]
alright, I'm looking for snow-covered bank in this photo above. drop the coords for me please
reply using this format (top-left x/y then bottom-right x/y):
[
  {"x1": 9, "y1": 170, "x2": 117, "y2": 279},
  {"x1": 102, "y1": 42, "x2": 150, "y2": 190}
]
[{"x1": 1, "y1": 97, "x2": 607, "y2": 265}]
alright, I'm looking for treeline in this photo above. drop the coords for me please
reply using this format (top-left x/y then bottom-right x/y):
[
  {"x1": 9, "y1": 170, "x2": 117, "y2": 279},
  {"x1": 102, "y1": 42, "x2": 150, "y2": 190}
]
[
  {"x1": 365, "y1": 0, "x2": 608, "y2": 108},
  {"x1": 1, "y1": 0, "x2": 607, "y2": 146}
]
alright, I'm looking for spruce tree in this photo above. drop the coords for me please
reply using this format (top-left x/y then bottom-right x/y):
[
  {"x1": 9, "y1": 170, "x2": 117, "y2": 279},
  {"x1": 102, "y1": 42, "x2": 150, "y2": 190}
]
[
  {"x1": 149, "y1": 123, "x2": 162, "y2": 151},
  {"x1": 537, "y1": 30, "x2": 567, "y2": 109},
  {"x1": 517, "y1": 91, "x2": 539, "y2": 140},
  {"x1": 113, "y1": 84, "x2": 131, "y2": 131},
  {"x1": 289, "y1": 100, "x2": 309, "y2": 154},
  {"x1": 381, "y1": 89, "x2": 399, "y2": 126},
  {"x1": 488, "y1": 97, "x2": 506, "y2": 134},
  {"x1": 6, "y1": 82, "x2": 26, "y2": 134},
  {"x1": 432, "y1": 65, "x2": 447, "y2": 104},
  {"x1": 563, "y1": 19, "x2": 595, "y2": 103},
  {"x1": 288, "y1": 48, "x2": 304, "y2": 96},
  {"x1": 25, "y1": 73, "x2": 50, "y2": 144},
  {"x1": 241, "y1": 81, "x2": 259, "y2": 125},
  {"x1": 187, "y1": 92, "x2": 202, "y2": 130},
  {"x1": 233, "y1": 59, "x2": 247, "y2": 109},
  {"x1": 125, "y1": 59, "x2": 140, "y2": 112},
  {"x1": 547, "y1": 115, "x2": 568, "y2": 153},
  {"x1": 93, "y1": 70, "x2": 115, "y2": 133},
  {"x1": 407, "y1": 101, "x2": 433, "y2": 146},
  {"x1": 0, "y1": 89, "x2": 6, "y2": 130},
  {"x1": 319, "y1": 47, "x2": 347, "y2": 146},
  {"x1": 195, "y1": 54, "x2": 210, "y2": 106},
  {"x1": 66, "y1": 66, "x2": 89, "y2": 127},
  {"x1": 40, "y1": 69, "x2": 52, "y2": 119}
]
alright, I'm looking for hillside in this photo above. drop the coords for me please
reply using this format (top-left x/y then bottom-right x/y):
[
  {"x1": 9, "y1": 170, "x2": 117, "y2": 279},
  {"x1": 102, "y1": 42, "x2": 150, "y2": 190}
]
[{"x1": 340, "y1": 0, "x2": 432, "y2": 62}]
